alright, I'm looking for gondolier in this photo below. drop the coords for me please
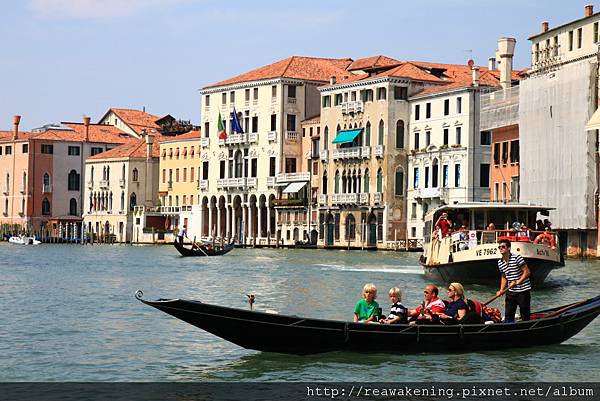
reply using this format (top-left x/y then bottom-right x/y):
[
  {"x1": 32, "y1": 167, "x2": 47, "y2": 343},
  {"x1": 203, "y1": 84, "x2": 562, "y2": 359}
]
[
  {"x1": 178, "y1": 225, "x2": 187, "y2": 244},
  {"x1": 496, "y1": 238, "x2": 532, "y2": 322}
]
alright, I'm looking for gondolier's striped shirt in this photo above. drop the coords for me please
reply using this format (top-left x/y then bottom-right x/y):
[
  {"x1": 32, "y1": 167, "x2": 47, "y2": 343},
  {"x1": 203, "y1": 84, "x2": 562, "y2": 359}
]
[{"x1": 498, "y1": 253, "x2": 531, "y2": 292}]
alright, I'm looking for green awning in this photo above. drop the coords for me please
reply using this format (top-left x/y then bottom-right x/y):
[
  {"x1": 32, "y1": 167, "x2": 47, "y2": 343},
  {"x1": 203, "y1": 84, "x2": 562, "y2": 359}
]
[{"x1": 332, "y1": 128, "x2": 363, "y2": 144}]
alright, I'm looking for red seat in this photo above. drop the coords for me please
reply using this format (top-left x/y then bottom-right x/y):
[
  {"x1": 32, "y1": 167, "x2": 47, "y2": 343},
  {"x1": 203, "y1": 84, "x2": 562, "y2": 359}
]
[{"x1": 498, "y1": 235, "x2": 516, "y2": 242}]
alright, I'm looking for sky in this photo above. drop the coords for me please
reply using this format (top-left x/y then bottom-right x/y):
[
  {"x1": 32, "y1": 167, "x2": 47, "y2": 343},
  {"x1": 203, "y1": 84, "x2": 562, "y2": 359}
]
[{"x1": 0, "y1": 0, "x2": 594, "y2": 131}]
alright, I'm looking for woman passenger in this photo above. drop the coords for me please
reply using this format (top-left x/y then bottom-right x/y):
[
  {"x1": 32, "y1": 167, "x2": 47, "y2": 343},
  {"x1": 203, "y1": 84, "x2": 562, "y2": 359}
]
[{"x1": 438, "y1": 282, "x2": 468, "y2": 323}]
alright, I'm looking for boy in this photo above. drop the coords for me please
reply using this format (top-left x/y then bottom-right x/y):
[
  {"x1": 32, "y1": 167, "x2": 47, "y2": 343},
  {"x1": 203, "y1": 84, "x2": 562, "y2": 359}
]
[
  {"x1": 353, "y1": 283, "x2": 379, "y2": 323},
  {"x1": 379, "y1": 287, "x2": 408, "y2": 324}
]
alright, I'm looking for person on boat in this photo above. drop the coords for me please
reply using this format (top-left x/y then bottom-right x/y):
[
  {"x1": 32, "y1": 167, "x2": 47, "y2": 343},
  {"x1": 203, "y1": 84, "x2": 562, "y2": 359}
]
[
  {"x1": 487, "y1": 222, "x2": 496, "y2": 231},
  {"x1": 178, "y1": 225, "x2": 187, "y2": 244},
  {"x1": 543, "y1": 219, "x2": 552, "y2": 230},
  {"x1": 353, "y1": 283, "x2": 379, "y2": 323},
  {"x1": 437, "y1": 282, "x2": 468, "y2": 323},
  {"x1": 435, "y1": 212, "x2": 453, "y2": 238},
  {"x1": 535, "y1": 219, "x2": 545, "y2": 231},
  {"x1": 496, "y1": 239, "x2": 532, "y2": 322},
  {"x1": 408, "y1": 284, "x2": 446, "y2": 323},
  {"x1": 379, "y1": 287, "x2": 408, "y2": 324}
]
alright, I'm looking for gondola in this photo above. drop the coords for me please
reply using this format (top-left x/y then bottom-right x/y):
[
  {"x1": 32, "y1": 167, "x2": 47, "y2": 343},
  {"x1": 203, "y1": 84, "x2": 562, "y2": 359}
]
[
  {"x1": 136, "y1": 290, "x2": 600, "y2": 355},
  {"x1": 173, "y1": 240, "x2": 234, "y2": 257}
]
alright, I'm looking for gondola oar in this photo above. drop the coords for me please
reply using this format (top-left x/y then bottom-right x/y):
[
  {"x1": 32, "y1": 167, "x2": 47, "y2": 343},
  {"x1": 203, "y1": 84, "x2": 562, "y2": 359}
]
[{"x1": 483, "y1": 282, "x2": 519, "y2": 306}]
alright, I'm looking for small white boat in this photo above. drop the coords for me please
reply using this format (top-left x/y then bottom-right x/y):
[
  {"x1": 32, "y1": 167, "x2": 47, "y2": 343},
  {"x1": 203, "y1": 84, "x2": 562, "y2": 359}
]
[{"x1": 9, "y1": 235, "x2": 41, "y2": 245}]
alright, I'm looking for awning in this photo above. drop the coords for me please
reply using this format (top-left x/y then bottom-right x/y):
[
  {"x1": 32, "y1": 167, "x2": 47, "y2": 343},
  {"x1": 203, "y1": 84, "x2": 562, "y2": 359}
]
[
  {"x1": 282, "y1": 182, "x2": 307, "y2": 193},
  {"x1": 332, "y1": 128, "x2": 363, "y2": 144},
  {"x1": 585, "y1": 107, "x2": 600, "y2": 131}
]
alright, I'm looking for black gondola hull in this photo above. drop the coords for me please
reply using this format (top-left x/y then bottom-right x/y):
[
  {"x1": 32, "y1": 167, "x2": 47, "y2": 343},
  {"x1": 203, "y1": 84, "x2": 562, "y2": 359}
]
[
  {"x1": 138, "y1": 294, "x2": 600, "y2": 355},
  {"x1": 173, "y1": 241, "x2": 234, "y2": 257}
]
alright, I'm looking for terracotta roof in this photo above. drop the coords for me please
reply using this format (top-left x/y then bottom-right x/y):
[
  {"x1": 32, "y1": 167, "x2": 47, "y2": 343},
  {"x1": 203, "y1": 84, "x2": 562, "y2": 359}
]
[
  {"x1": 0, "y1": 131, "x2": 35, "y2": 142},
  {"x1": 88, "y1": 135, "x2": 166, "y2": 160},
  {"x1": 102, "y1": 108, "x2": 161, "y2": 135},
  {"x1": 172, "y1": 129, "x2": 201, "y2": 140},
  {"x1": 375, "y1": 62, "x2": 446, "y2": 82},
  {"x1": 301, "y1": 115, "x2": 320, "y2": 124},
  {"x1": 1, "y1": 123, "x2": 131, "y2": 144},
  {"x1": 347, "y1": 55, "x2": 401, "y2": 71},
  {"x1": 205, "y1": 56, "x2": 354, "y2": 89}
]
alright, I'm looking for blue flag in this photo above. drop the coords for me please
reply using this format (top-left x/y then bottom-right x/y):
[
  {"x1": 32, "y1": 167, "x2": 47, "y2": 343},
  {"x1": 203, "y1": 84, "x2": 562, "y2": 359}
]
[{"x1": 231, "y1": 107, "x2": 244, "y2": 134}]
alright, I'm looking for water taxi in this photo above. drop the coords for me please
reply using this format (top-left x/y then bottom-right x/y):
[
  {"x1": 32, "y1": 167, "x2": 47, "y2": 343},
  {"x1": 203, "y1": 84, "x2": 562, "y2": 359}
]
[{"x1": 420, "y1": 203, "x2": 563, "y2": 285}]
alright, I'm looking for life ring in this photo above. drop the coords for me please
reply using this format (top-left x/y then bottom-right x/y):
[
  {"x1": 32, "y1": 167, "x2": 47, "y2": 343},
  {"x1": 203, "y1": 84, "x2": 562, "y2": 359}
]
[{"x1": 534, "y1": 233, "x2": 556, "y2": 249}]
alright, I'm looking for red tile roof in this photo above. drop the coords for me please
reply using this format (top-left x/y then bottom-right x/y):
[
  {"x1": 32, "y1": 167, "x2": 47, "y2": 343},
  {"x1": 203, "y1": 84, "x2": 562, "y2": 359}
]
[
  {"x1": 102, "y1": 108, "x2": 162, "y2": 135},
  {"x1": 88, "y1": 135, "x2": 166, "y2": 160},
  {"x1": 376, "y1": 62, "x2": 447, "y2": 82},
  {"x1": 0, "y1": 124, "x2": 131, "y2": 144},
  {"x1": 347, "y1": 55, "x2": 401, "y2": 71},
  {"x1": 0, "y1": 131, "x2": 35, "y2": 142},
  {"x1": 167, "y1": 129, "x2": 201, "y2": 141},
  {"x1": 205, "y1": 56, "x2": 354, "y2": 89}
]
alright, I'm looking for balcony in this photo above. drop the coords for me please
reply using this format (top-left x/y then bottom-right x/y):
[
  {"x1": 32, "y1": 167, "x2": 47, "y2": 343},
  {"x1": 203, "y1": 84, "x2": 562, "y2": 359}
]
[
  {"x1": 119, "y1": 179, "x2": 125, "y2": 188},
  {"x1": 372, "y1": 192, "x2": 383, "y2": 204},
  {"x1": 360, "y1": 146, "x2": 371, "y2": 158},
  {"x1": 247, "y1": 133, "x2": 258, "y2": 143},
  {"x1": 200, "y1": 137, "x2": 210, "y2": 148},
  {"x1": 218, "y1": 133, "x2": 258, "y2": 146},
  {"x1": 320, "y1": 149, "x2": 328, "y2": 161},
  {"x1": 246, "y1": 177, "x2": 257, "y2": 187},
  {"x1": 285, "y1": 131, "x2": 299, "y2": 141},
  {"x1": 341, "y1": 101, "x2": 364, "y2": 114},
  {"x1": 359, "y1": 193, "x2": 370, "y2": 204},
  {"x1": 87, "y1": 180, "x2": 93, "y2": 189},
  {"x1": 272, "y1": 198, "x2": 307, "y2": 208},
  {"x1": 99, "y1": 180, "x2": 109, "y2": 189},
  {"x1": 413, "y1": 187, "x2": 448, "y2": 199},
  {"x1": 276, "y1": 172, "x2": 310, "y2": 183},
  {"x1": 43, "y1": 184, "x2": 52, "y2": 193},
  {"x1": 319, "y1": 194, "x2": 327, "y2": 205},
  {"x1": 216, "y1": 177, "x2": 247, "y2": 189},
  {"x1": 374, "y1": 145, "x2": 385, "y2": 158},
  {"x1": 266, "y1": 176, "x2": 275, "y2": 187},
  {"x1": 332, "y1": 147, "x2": 361, "y2": 160},
  {"x1": 167, "y1": 181, "x2": 173, "y2": 190},
  {"x1": 287, "y1": 97, "x2": 297, "y2": 104},
  {"x1": 199, "y1": 180, "x2": 208, "y2": 190},
  {"x1": 267, "y1": 131, "x2": 277, "y2": 142},
  {"x1": 331, "y1": 193, "x2": 359, "y2": 204}
]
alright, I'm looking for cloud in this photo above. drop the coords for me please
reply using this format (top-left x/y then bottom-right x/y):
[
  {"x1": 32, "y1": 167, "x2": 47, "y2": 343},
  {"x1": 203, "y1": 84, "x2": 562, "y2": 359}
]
[{"x1": 29, "y1": 0, "x2": 191, "y2": 20}]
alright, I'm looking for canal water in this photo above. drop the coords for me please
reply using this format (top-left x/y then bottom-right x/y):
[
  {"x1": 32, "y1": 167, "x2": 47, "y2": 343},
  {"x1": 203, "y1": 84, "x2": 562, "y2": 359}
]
[{"x1": 0, "y1": 243, "x2": 599, "y2": 382}]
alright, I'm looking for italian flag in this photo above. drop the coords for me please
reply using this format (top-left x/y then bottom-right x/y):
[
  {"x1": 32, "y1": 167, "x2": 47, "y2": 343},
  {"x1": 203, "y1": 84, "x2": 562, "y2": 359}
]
[{"x1": 218, "y1": 111, "x2": 227, "y2": 140}]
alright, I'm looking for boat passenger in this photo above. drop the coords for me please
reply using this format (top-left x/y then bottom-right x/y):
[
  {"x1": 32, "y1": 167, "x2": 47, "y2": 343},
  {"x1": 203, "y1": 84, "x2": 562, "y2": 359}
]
[
  {"x1": 438, "y1": 282, "x2": 468, "y2": 323},
  {"x1": 487, "y1": 222, "x2": 496, "y2": 231},
  {"x1": 353, "y1": 283, "x2": 379, "y2": 323},
  {"x1": 435, "y1": 213, "x2": 453, "y2": 238},
  {"x1": 543, "y1": 219, "x2": 552, "y2": 230},
  {"x1": 535, "y1": 219, "x2": 545, "y2": 231},
  {"x1": 178, "y1": 225, "x2": 187, "y2": 244},
  {"x1": 408, "y1": 284, "x2": 446, "y2": 323},
  {"x1": 379, "y1": 287, "x2": 408, "y2": 324},
  {"x1": 496, "y1": 239, "x2": 532, "y2": 322}
]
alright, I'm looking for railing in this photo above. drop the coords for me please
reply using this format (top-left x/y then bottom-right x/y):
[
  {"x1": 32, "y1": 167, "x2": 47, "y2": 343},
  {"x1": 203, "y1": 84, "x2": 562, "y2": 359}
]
[
  {"x1": 272, "y1": 198, "x2": 307, "y2": 207},
  {"x1": 267, "y1": 131, "x2": 277, "y2": 142},
  {"x1": 341, "y1": 100, "x2": 364, "y2": 114},
  {"x1": 285, "y1": 131, "x2": 299, "y2": 141},
  {"x1": 319, "y1": 194, "x2": 327, "y2": 205},
  {"x1": 331, "y1": 193, "x2": 359, "y2": 204},
  {"x1": 360, "y1": 146, "x2": 371, "y2": 158},
  {"x1": 266, "y1": 176, "x2": 275, "y2": 187},
  {"x1": 217, "y1": 133, "x2": 258, "y2": 145},
  {"x1": 99, "y1": 180, "x2": 109, "y2": 189},
  {"x1": 372, "y1": 192, "x2": 383, "y2": 204},
  {"x1": 247, "y1": 133, "x2": 258, "y2": 143},
  {"x1": 199, "y1": 179, "x2": 208, "y2": 190},
  {"x1": 359, "y1": 193, "x2": 369, "y2": 204},
  {"x1": 119, "y1": 179, "x2": 125, "y2": 188},
  {"x1": 200, "y1": 137, "x2": 210, "y2": 148},
  {"x1": 332, "y1": 147, "x2": 361, "y2": 160},
  {"x1": 216, "y1": 177, "x2": 247, "y2": 189},
  {"x1": 246, "y1": 177, "x2": 257, "y2": 187},
  {"x1": 320, "y1": 149, "x2": 328, "y2": 161},
  {"x1": 413, "y1": 187, "x2": 448, "y2": 200},
  {"x1": 445, "y1": 229, "x2": 559, "y2": 254},
  {"x1": 287, "y1": 97, "x2": 296, "y2": 104},
  {"x1": 374, "y1": 145, "x2": 384, "y2": 158},
  {"x1": 277, "y1": 172, "x2": 310, "y2": 183}
]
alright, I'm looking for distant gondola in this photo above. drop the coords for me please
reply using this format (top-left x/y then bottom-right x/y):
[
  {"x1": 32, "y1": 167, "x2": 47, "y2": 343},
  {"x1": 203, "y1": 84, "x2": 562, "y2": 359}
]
[
  {"x1": 173, "y1": 240, "x2": 234, "y2": 257},
  {"x1": 136, "y1": 291, "x2": 600, "y2": 355}
]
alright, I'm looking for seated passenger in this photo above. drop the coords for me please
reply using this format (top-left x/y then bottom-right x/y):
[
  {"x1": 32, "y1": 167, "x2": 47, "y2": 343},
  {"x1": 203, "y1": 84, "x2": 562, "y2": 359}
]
[
  {"x1": 353, "y1": 283, "x2": 379, "y2": 323},
  {"x1": 379, "y1": 287, "x2": 408, "y2": 324},
  {"x1": 408, "y1": 284, "x2": 446, "y2": 323},
  {"x1": 438, "y1": 282, "x2": 468, "y2": 323}
]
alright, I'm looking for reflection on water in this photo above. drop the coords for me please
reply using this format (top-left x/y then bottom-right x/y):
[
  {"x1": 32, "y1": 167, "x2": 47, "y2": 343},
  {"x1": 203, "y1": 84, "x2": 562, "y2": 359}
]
[{"x1": 0, "y1": 243, "x2": 598, "y2": 381}]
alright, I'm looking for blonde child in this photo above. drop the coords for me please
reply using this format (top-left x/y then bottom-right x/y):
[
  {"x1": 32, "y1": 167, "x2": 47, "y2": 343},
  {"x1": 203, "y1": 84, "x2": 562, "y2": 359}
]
[
  {"x1": 379, "y1": 287, "x2": 408, "y2": 324},
  {"x1": 353, "y1": 283, "x2": 379, "y2": 323}
]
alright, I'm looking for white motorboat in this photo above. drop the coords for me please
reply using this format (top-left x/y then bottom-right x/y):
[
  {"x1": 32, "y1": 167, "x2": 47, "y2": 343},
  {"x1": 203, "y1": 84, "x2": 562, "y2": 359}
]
[{"x1": 8, "y1": 235, "x2": 41, "y2": 245}]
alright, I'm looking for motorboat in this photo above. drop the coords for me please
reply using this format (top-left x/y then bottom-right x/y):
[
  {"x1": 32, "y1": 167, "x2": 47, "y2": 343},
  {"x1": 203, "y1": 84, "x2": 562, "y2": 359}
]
[{"x1": 8, "y1": 235, "x2": 41, "y2": 245}]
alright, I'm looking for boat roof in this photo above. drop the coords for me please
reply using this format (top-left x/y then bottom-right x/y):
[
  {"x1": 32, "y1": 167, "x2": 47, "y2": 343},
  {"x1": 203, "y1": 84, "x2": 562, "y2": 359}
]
[{"x1": 424, "y1": 202, "x2": 555, "y2": 221}]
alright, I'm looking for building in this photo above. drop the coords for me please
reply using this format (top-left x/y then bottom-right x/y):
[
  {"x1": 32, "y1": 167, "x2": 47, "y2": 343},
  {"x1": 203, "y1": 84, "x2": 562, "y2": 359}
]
[
  {"x1": 0, "y1": 115, "x2": 131, "y2": 234},
  {"x1": 195, "y1": 56, "x2": 353, "y2": 245},
  {"x1": 520, "y1": 4, "x2": 599, "y2": 256},
  {"x1": 98, "y1": 108, "x2": 161, "y2": 138},
  {"x1": 83, "y1": 133, "x2": 162, "y2": 242}
]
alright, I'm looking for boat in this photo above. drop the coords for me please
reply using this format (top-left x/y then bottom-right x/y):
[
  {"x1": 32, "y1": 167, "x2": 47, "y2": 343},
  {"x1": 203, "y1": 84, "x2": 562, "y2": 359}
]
[
  {"x1": 173, "y1": 240, "x2": 234, "y2": 257},
  {"x1": 136, "y1": 290, "x2": 600, "y2": 355},
  {"x1": 8, "y1": 235, "x2": 41, "y2": 245},
  {"x1": 420, "y1": 203, "x2": 564, "y2": 285}
]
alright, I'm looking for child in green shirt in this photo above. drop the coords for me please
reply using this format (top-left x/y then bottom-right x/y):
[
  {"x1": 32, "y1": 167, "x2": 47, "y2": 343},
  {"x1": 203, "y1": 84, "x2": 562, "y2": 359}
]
[{"x1": 353, "y1": 283, "x2": 379, "y2": 323}]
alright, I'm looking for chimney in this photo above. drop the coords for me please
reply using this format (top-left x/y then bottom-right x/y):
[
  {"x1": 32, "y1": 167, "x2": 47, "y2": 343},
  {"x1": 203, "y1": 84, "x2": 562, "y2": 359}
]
[
  {"x1": 586, "y1": 4, "x2": 594, "y2": 17},
  {"x1": 83, "y1": 116, "x2": 91, "y2": 141},
  {"x1": 472, "y1": 67, "x2": 480, "y2": 87},
  {"x1": 13, "y1": 115, "x2": 21, "y2": 140},
  {"x1": 145, "y1": 134, "x2": 154, "y2": 160},
  {"x1": 497, "y1": 37, "x2": 516, "y2": 90},
  {"x1": 542, "y1": 21, "x2": 549, "y2": 33},
  {"x1": 330, "y1": 76, "x2": 336, "y2": 85},
  {"x1": 488, "y1": 57, "x2": 496, "y2": 70}
]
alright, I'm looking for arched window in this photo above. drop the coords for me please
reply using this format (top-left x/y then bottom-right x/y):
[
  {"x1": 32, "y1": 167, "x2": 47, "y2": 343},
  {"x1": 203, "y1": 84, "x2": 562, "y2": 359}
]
[
  {"x1": 120, "y1": 191, "x2": 125, "y2": 211},
  {"x1": 345, "y1": 213, "x2": 356, "y2": 240},
  {"x1": 106, "y1": 166, "x2": 110, "y2": 180},
  {"x1": 69, "y1": 198, "x2": 77, "y2": 216},
  {"x1": 376, "y1": 168, "x2": 383, "y2": 193},
  {"x1": 89, "y1": 194, "x2": 93, "y2": 212},
  {"x1": 102, "y1": 166, "x2": 106, "y2": 180},
  {"x1": 396, "y1": 120, "x2": 404, "y2": 149},
  {"x1": 175, "y1": 195, "x2": 179, "y2": 206},
  {"x1": 5, "y1": 173, "x2": 9, "y2": 191},
  {"x1": 129, "y1": 193, "x2": 137, "y2": 211},
  {"x1": 365, "y1": 121, "x2": 371, "y2": 146},
  {"x1": 109, "y1": 192, "x2": 113, "y2": 211},
  {"x1": 324, "y1": 126, "x2": 329, "y2": 150},
  {"x1": 336, "y1": 124, "x2": 341, "y2": 134},
  {"x1": 334, "y1": 171, "x2": 340, "y2": 193},
  {"x1": 22, "y1": 172, "x2": 26, "y2": 191},
  {"x1": 43, "y1": 173, "x2": 50, "y2": 186},
  {"x1": 395, "y1": 168, "x2": 404, "y2": 196},
  {"x1": 122, "y1": 164, "x2": 126, "y2": 180},
  {"x1": 91, "y1": 166, "x2": 94, "y2": 181},
  {"x1": 132, "y1": 168, "x2": 138, "y2": 182},
  {"x1": 42, "y1": 197, "x2": 51, "y2": 215},
  {"x1": 432, "y1": 159, "x2": 439, "y2": 188},
  {"x1": 234, "y1": 150, "x2": 243, "y2": 178},
  {"x1": 364, "y1": 169, "x2": 370, "y2": 193},
  {"x1": 378, "y1": 119, "x2": 385, "y2": 145},
  {"x1": 322, "y1": 172, "x2": 328, "y2": 195},
  {"x1": 341, "y1": 171, "x2": 347, "y2": 194},
  {"x1": 68, "y1": 169, "x2": 80, "y2": 191}
]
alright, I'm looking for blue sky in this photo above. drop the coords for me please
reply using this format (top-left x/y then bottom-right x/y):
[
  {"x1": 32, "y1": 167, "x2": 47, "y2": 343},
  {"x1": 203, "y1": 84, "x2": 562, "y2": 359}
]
[{"x1": 0, "y1": 0, "x2": 593, "y2": 130}]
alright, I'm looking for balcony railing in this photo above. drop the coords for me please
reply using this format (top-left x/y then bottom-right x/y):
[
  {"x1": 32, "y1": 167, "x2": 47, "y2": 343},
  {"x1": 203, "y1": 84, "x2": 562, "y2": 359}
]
[
  {"x1": 332, "y1": 147, "x2": 361, "y2": 160},
  {"x1": 246, "y1": 177, "x2": 257, "y2": 187},
  {"x1": 200, "y1": 137, "x2": 210, "y2": 148},
  {"x1": 287, "y1": 97, "x2": 297, "y2": 104},
  {"x1": 413, "y1": 187, "x2": 448, "y2": 201},
  {"x1": 267, "y1": 131, "x2": 277, "y2": 142},
  {"x1": 359, "y1": 193, "x2": 369, "y2": 204},
  {"x1": 216, "y1": 177, "x2": 248, "y2": 189},
  {"x1": 374, "y1": 145, "x2": 385, "y2": 158},
  {"x1": 199, "y1": 180, "x2": 208, "y2": 190},
  {"x1": 248, "y1": 133, "x2": 258, "y2": 143},
  {"x1": 266, "y1": 176, "x2": 275, "y2": 187},
  {"x1": 99, "y1": 180, "x2": 109, "y2": 189},
  {"x1": 341, "y1": 101, "x2": 364, "y2": 114},
  {"x1": 360, "y1": 146, "x2": 371, "y2": 158},
  {"x1": 320, "y1": 149, "x2": 328, "y2": 161},
  {"x1": 276, "y1": 172, "x2": 310, "y2": 183},
  {"x1": 319, "y1": 194, "x2": 327, "y2": 205},
  {"x1": 285, "y1": 131, "x2": 299, "y2": 141},
  {"x1": 331, "y1": 193, "x2": 359, "y2": 204},
  {"x1": 218, "y1": 133, "x2": 258, "y2": 146},
  {"x1": 372, "y1": 192, "x2": 383, "y2": 204},
  {"x1": 43, "y1": 184, "x2": 52, "y2": 193}
]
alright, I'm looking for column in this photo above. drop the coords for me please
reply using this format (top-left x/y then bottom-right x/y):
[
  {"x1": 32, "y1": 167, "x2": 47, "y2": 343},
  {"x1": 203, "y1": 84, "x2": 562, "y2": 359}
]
[
  {"x1": 257, "y1": 204, "x2": 263, "y2": 239},
  {"x1": 198, "y1": 205, "x2": 204, "y2": 239},
  {"x1": 226, "y1": 205, "x2": 231, "y2": 240},
  {"x1": 218, "y1": 206, "x2": 223, "y2": 238},
  {"x1": 248, "y1": 204, "x2": 253, "y2": 240},
  {"x1": 266, "y1": 205, "x2": 271, "y2": 241},
  {"x1": 208, "y1": 203, "x2": 213, "y2": 239},
  {"x1": 382, "y1": 203, "x2": 388, "y2": 245},
  {"x1": 232, "y1": 206, "x2": 237, "y2": 241}
]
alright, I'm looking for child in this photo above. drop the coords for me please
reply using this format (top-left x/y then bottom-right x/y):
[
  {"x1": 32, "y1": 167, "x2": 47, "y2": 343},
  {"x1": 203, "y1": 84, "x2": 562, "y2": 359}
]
[
  {"x1": 379, "y1": 287, "x2": 408, "y2": 324},
  {"x1": 353, "y1": 283, "x2": 379, "y2": 323}
]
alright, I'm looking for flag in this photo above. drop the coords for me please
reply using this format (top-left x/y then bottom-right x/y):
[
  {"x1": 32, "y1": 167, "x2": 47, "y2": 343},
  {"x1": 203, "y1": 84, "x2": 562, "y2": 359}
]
[
  {"x1": 231, "y1": 107, "x2": 244, "y2": 134},
  {"x1": 218, "y1": 111, "x2": 227, "y2": 140}
]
